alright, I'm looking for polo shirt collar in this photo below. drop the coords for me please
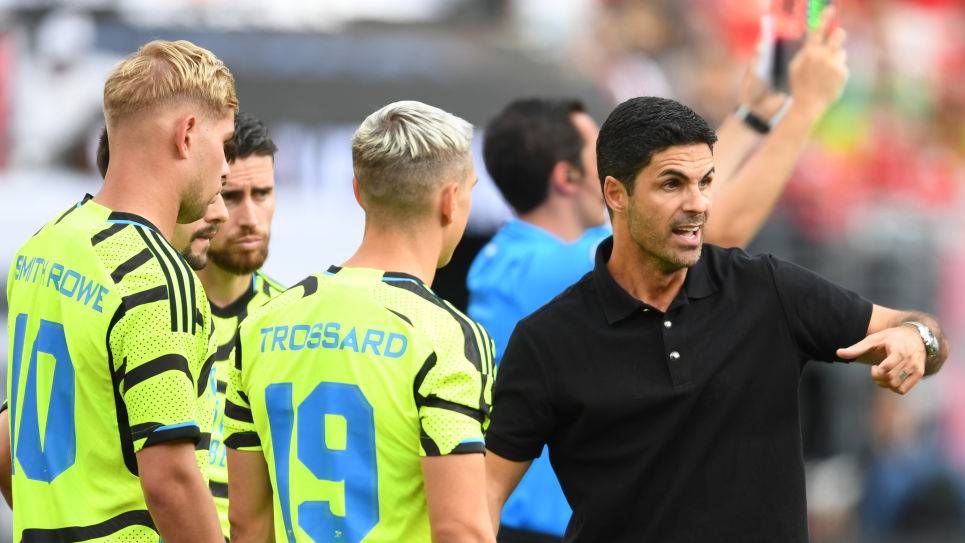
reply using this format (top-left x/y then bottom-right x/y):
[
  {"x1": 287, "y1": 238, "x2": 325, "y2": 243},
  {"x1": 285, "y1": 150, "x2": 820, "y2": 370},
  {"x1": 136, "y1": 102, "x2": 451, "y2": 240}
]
[{"x1": 592, "y1": 236, "x2": 718, "y2": 324}]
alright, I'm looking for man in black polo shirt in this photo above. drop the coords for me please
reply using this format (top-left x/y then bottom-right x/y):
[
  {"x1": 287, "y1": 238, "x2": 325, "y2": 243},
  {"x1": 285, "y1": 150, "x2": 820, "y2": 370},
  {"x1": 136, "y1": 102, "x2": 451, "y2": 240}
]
[{"x1": 484, "y1": 96, "x2": 950, "y2": 542}]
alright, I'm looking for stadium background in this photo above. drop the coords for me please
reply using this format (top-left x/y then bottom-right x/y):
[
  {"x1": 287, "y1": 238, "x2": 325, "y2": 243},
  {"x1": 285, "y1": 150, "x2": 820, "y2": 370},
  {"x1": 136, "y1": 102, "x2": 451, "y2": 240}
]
[{"x1": 0, "y1": 0, "x2": 961, "y2": 541}]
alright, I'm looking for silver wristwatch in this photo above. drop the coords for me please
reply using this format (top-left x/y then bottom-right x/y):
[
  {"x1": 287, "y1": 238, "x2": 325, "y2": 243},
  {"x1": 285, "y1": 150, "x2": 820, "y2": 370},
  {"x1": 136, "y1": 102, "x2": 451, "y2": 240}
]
[{"x1": 902, "y1": 321, "x2": 940, "y2": 363}]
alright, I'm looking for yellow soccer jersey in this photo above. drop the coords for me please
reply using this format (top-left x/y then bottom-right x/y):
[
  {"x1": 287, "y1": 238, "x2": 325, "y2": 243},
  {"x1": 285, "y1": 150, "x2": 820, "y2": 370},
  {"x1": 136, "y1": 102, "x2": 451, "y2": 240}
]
[
  {"x1": 207, "y1": 270, "x2": 285, "y2": 536},
  {"x1": 224, "y1": 266, "x2": 495, "y2": 543},
  {"x1": 6, "y1": 196, "x2": 214, "y2": 542}
]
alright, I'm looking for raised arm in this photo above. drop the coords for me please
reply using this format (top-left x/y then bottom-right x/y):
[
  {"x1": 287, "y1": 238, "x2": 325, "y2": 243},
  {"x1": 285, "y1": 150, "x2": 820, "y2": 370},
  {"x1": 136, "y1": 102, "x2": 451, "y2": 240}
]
[
  {"x1": 837, "y1": 305, "x2": 950, "y2": 395},
  {"x1": 706, "y1": 8, "x2": 848, "y2": 248}
]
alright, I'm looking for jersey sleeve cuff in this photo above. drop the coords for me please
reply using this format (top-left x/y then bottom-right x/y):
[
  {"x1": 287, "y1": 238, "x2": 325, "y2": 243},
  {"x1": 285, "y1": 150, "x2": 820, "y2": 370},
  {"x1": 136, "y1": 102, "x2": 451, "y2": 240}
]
[
  {"x1": 138, "y1": 421, "x2": 201, "y2": 449},
  {"x1": 484, "y1": 432, "x2": 542, "y2": 462}
]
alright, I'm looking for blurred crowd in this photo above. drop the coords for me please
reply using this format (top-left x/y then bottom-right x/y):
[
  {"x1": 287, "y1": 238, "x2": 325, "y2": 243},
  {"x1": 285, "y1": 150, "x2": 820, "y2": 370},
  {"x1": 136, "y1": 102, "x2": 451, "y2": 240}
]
[{"x1": 0, "y1": 1, "x2": 962, "y2": 542}]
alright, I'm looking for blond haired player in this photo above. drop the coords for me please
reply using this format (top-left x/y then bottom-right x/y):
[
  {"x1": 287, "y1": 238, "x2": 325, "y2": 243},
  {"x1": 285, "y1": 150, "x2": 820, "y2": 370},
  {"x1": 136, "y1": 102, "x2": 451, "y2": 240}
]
[{"x1": 4, "y1": 40, "x2": 235, "y2": 542}]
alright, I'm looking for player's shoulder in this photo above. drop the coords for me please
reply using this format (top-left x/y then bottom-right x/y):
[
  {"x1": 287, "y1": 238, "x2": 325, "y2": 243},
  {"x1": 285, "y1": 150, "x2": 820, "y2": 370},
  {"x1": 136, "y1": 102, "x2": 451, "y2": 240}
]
[
  {"x1": 377, "y1": 271, "x2": 493, "y2": 366},
  {"x1": 242, "y1": 272, "x2": 322, "y2": 327},
  {"x1": 253, "y1": 270, "x2": 286, "y2": 299}
]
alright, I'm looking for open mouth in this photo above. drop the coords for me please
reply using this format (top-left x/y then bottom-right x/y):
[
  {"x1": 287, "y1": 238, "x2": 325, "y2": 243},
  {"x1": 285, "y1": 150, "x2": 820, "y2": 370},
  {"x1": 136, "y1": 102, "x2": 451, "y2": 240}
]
[{"x1": 671, "y1": 224, "x2": 702, "y2": 246}]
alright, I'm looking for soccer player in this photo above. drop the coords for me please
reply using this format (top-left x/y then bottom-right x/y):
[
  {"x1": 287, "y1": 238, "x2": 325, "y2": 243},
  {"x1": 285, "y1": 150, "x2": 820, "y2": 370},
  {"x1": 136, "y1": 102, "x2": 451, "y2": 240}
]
[
  {"x1": 4, "y1": 40, "x2": 235, "y2": 542},
  {"x1": 196, "y1": 112, "x2": 285, "y2": 537},
  {"x1": 225, "y1": 101, "x2": 495, "y2": 543},
  {"x1": 97, "y1": 126, "x2": 229, "y2": 271}
]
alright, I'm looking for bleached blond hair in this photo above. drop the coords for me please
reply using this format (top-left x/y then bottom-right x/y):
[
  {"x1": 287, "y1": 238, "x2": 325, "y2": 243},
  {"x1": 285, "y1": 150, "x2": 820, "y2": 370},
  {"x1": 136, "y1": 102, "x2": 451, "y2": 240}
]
[
  {"x1": 352, "y1": 100, "x2": 474, "y2": 216},
  {"x1": 103, "y1": 40, "x2": 238, "y2": 125}
]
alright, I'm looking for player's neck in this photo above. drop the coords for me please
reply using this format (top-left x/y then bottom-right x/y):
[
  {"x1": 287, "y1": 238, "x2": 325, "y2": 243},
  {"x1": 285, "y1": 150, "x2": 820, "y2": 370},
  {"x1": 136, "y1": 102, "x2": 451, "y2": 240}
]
[
  {"x1": 607, "y1": 232, "x2": 687, "y2": 313},
  {"x1": 96, "y1": 164, "x2": 179, "y2": 241},
  {"x1": 518, "y1": 197, "x2": 586, "y2": 242},
  {"x1": 197, "y1": 264, "x2": 252, "y2": 308},
  {"x1": 344, "y1": 222, "x2": 439, "y2": 286}
]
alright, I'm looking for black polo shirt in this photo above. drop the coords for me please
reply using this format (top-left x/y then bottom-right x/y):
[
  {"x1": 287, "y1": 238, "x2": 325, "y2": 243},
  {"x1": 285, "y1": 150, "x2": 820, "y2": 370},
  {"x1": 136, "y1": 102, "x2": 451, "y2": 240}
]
[{"x1": 486, "y1": 237, "x2": 872, "y2": 543}]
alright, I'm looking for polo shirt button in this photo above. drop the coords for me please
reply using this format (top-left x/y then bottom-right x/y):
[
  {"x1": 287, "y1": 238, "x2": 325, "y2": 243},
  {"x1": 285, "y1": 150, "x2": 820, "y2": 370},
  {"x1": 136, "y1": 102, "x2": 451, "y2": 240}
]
[
  {"x1": 669, "y1": 351, "x2": 680, "y2": 360},
  {"x1": 664, "y1": 320, "x2": 672, "y2": 328},
  {"x1": 643, "y1": 308, "x2": 650, "y2": 312}
]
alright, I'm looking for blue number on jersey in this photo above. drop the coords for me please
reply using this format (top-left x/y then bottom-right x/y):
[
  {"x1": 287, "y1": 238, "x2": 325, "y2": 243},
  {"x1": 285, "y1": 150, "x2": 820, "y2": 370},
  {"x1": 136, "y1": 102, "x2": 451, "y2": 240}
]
[
  {"x1": 10, "y1": 314, "x2": 76, "y2": 482},
  {"x1": 267, "y1": 382, "x2": 379, "y2": 543}
]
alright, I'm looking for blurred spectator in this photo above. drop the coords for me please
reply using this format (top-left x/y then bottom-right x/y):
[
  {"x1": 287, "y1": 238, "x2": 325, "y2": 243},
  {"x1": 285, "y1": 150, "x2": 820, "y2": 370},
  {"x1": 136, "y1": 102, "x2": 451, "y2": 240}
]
[{"x1": 10, "y1": 9, "x2": 115, "y2": 169}]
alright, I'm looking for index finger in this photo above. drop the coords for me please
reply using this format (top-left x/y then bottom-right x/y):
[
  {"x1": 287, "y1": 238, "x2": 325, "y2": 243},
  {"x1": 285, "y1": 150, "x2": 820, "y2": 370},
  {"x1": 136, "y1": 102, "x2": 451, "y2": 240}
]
[{"x1": 806, "y1": 5, "x2": 837, "y2": 48}]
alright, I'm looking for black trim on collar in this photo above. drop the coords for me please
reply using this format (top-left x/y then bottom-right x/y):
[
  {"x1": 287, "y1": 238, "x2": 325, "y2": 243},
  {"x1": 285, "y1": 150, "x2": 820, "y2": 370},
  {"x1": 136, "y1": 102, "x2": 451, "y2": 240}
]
[
  {"x1": 210, "y1": 276, "x2": 257, "y2": 318},
  {"x1": 107, "y1": 211, "x2": 162, "y2": 233}
]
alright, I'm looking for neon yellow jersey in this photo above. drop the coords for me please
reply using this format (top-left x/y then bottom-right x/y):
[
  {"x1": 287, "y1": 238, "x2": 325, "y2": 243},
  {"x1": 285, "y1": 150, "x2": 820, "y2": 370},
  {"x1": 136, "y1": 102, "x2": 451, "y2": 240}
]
[
  {"x1": 207, "y1": 270, "x2": 285, "y2": 537},
  {"x1": 224, "y1": 266, "x2": 495, "y2": 543},
  {"x1": 6, "y1": 196, "x2": 214, "y2": 542}
]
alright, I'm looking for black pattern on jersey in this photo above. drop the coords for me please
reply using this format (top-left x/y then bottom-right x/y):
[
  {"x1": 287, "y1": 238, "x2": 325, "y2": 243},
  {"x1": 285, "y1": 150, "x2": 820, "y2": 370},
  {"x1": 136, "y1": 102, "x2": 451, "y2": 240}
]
[
  {"x1": 90, "y1": 223, "x2": 127, "y2": 246},
  {"x1": 110, "y1": 248, "x2": 153, "y2": 283},
  {"x1": 413, "y1": 353, "x2": 441, "y2": 455},
  {"x1": 384, "y1": 273, "x2": 496, "y2": 429},
  {"x1": 382, "y1": 273, "x2": 494, "y2": 377},
  {"x1": 224, "y1": 399, "x2": 253, "y2": 423},
  {"x1": 224, "y1": 431, "x2": 260, "y2": 449},
  {"x1": 137, "y1": 227, "x2": 198, "y2": 333},
  {"x1": 20, "y1": 509, "x2": 156, "y2": 542},
  {"x1": 122, "y1": 353, "x2": 192, "y2": 394},
  {"x1": 291, "y1": 274, "x2": 319, "y2": 297}
]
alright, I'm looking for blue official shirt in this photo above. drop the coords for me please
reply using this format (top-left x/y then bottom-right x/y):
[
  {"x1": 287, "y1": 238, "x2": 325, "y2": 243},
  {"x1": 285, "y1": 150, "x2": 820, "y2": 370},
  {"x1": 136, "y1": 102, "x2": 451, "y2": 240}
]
[{"x1": 468, "y1": 219, "x2": 610, "y2": 536}]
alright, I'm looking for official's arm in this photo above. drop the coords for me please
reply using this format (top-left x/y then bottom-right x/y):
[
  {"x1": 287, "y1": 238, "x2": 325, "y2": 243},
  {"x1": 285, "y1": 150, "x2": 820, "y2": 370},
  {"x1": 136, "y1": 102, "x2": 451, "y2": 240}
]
[
  {"x1": 484, "y1": 452, "x2": 531, "y2": 534},
  {"x1": 706, "y1": 8, "x2": 848, "y2": 248}
]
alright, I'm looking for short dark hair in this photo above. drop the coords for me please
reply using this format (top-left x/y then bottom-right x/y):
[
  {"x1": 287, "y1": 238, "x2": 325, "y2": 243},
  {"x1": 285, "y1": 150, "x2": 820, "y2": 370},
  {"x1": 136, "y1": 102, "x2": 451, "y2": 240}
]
[
  {"x1": 227, "y1": 111, "x2": 277, "y2": 163},
  {"x1": 596, "y1": 97, "x2": 717, "y2": 197},
  {"x1": 96, "y1": 127, "x2": 109, "y2": 178},
  {"x1": 483, "y1": 98, "x2": 586, "y2": 214}
]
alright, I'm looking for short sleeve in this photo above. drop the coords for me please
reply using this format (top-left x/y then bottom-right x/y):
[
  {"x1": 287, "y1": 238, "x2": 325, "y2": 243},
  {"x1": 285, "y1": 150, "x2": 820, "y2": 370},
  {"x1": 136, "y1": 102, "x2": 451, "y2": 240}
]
[
  {"x1": 415, "y1": 331, "x2": 493, "y2": 457},
  {"x1": 111, "y1": 301, "x2": 203, "y2": 452},
  {"x1": 767, "y1": 255, "x2": 873, "y2": 362},
  {"x1": 485, "y1": 321, "x2": 556, "y2": 462},
  {"x1": 223, "y1": 331, "x2": 261, "y2": 451}
]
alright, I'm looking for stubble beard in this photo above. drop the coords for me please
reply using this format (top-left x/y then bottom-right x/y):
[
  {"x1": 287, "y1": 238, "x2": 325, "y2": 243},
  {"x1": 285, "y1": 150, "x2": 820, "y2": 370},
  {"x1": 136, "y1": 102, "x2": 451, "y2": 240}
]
[{"x1": 208, "y1": 241, "x2": 269, "y2": 275}]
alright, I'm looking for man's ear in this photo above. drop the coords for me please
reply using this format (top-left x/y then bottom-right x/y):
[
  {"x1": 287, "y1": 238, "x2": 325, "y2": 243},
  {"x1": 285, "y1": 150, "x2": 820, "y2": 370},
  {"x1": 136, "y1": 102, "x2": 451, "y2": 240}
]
[
  {"x1": 603, "y1": 175, "x2": 628, "y2": 215},
  {"x1": 438, "y1": 181, "x2": 458, "y2": 227},
  {"x1": 352, "y1": 176, "x2": 366, "y2": 209},
  {"x1": 174, "y1": 114, "x2": 197, "y2": 160},
  {"x1": 548, "y1": 161, "x2": 578, "y2": 196}
]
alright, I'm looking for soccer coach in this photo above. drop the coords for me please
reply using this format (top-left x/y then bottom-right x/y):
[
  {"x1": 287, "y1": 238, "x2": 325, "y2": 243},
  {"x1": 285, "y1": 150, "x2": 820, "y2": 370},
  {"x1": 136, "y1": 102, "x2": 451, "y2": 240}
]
[{"x1": 484, "y1": 96, "x2": 949, "y2": 542}]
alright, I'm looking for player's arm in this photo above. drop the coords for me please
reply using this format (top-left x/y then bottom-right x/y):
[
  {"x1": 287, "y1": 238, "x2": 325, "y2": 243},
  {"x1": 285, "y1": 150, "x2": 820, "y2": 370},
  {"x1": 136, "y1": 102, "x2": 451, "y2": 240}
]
[
  {"x1": 422, "y1": 453, "x2": 494, "y2": 543},
  {"x1": 416, "y1": 323, "x2": 497, "y2": 543},
  {"x1": 0, "y1": 406, "x2": 11, "y2": 508},
  {"x1": 837, "y1": 305, "x2": 949, "y2": 394},
  {"x1": 137, "y1": 442, "x2": 223, "y2": 542},
  {"x1": 227, "y1": 449, "x2": 274, "y2": 543},
  {"x1": 112, "y1": 295, "x2": 221, "y2": 542},
  {"x1": 705, "y1": 8, "x2": 848, "y2": 248},
  {"x1": 223, "y1": 332, "x2": 273, "y2": 542},
  {"x1": 484, "y1": 452, "x2": 531, "y2": 534}
]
